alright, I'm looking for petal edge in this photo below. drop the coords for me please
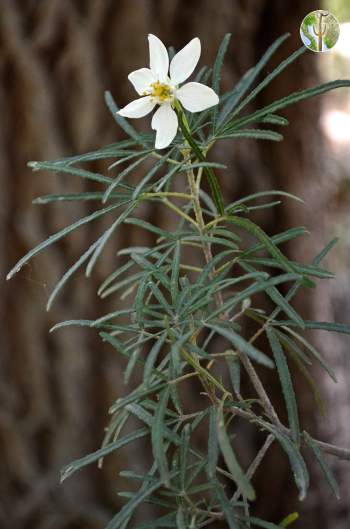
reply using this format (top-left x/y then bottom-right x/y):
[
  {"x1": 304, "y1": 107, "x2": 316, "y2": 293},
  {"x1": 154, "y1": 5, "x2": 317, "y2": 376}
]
[
  {"x1": 176, "y1": 82, "x2": 219, "y2": 113},
  {"x1": 151, "y1": 103, "x2": 178, "y2": 149},
  {"x1": 170, "y1": 37, "x2": 201, "y2": 85},
  {"x1": 128, "y1": 68, "x2": 156, "y2": 95},
  {"x1": 148, "y1": 34, "x2": 169, "y2": 82},
  {"x1": 118, "y1": 96, "x2": 156, "y2": 118}
]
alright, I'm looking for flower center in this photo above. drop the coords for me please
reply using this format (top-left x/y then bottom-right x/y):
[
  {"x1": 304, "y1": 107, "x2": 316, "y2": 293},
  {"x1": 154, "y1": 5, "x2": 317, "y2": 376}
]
[{"x1": 150, "y1": 81, "x2": 173, "y2": 102}]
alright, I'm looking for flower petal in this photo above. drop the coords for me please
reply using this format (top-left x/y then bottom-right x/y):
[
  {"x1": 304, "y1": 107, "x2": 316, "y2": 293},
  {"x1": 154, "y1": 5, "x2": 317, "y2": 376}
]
[
  {"x1": 148, "y1": 34, "x2": 169, "y2": 81},
  {"x1": 176, "y1": 82, "x2": 219, "y2": 113},
  {"x1": 118, "y1": 96, "x2": 156, "y2": 118},
  {"x1": 128, "y1": 68, "x2": 156, "y2": 95},
  {"x1": 151, "y1": 103, "x2": 178, "y2": 149},
  {"x1": 170, "y1": 37, "x2": 201, "y2": 85}
]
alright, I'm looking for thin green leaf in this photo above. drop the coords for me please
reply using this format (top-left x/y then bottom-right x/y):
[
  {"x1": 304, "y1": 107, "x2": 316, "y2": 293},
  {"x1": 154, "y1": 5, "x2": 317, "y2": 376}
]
[
  {"x1": 243, "y1": 257, "x2": 334, "y2": 279},
  {"x1": 261, "y1": 114, "x2": 289, "y2": 126},
  {"x1": 109, "y1": 382, "x2": 166, "y2": 415},
  {"x1": 214, "y1": 479, "x2": 239, "y2": 529},
  {"x1": 212, "y1": 33, "x2": 232, "y2": 129},
  {"x1": 231, "y1": 47, "x2": 306, "y2": 118},
  {"x1": 246, "y1": 517, "x2": 284, "y2": 529},
  {"x1": 133, "y1": 151, "x2": 173, "y2": 199},
  {"x1": 149, "y1": 281, "x2": 173, "y2": 315},
  {"x1": 207, "y1": 324, "x2": 274, "y2": 369},
  {"x1": 217, "y1": 405, "x2": 256, "y2": 501},
  {"x1": 218, "y1": 129, "x2": 283, "y2": 142},
  {"x1": 105, "y1": 90, "x2": 148, "y2": 147},
  {"x1": 105, "y1": 475, "x2": 166, "y2": 529},
  {"x1": 86, "y1": 202, "x2": 137, "y2": 277},
  {"x1": 177, "y1": 109, "x2": 224, "y2": 215},
  {"x1": 33, "y1": 192, "x2": 111, "y2": 204},
  {"x1": 28, "y1": 160, "x2": 113, "y2": 184},
  {"x1": 103, "y1": 154, "x2": 151, "y2": 202},
  {"x1": 258, "y1": 420, "x2": 309, "y2": 500},
  {"x1": 217, "y1": 33, "x2": 290, "y2": 127},
  {"x1": 280, "y1": 327, "x2": 337, "y2": 382},
  {"x1": 239, "y1": 261, "x2": 304, "y2": 328},
  {"x1": 7, "y1": 202, "x2": 124, "y2": 280},
  {"x1": 60, "y1": 427, "x2": 149, "y2": 482},
  {"x1": 227, "y1": 354, "x2": 241, "y2": 395},
  {"x1": 126, "y1": 218, "x2": 177, "y2": 240},
  {"x1": 209, "y1": 273, "x2": 300, "y2": 321},
  {"x1": 176, "y1": 508, "x2": 187, "y2": 529},
  {"x1": 207, "y1": 406, "x2": 219, "y2": 479},
  {"x1": 313, "y1": 238, "x2": 338, "y2": 265},
  {"x1": 303, "y1": 321, "x2": 350, "y2": 335},
  {"x1": 227, "y1": 190, "x2": 303, "y2": 211},
  {"x1": 180, "y1": 424, "x2": 191, "y2": 490},
  {"x1": 171, "y1": 241, "x2": 181, "y2": 304},
  {"x1": 266, "y1": 327, "x2": 300, "y2": 444},
  {"x1": 266, "y1": 287, "x2": 304, "y2": 328},
  {"x1": 134, "y1": 513, "x2": 177, "y2": 529},
  {"x1": 226, "y1": 215, "x2": 311, "y2": 286},
  {"x1": 217, "y1": 68, "x2": 255, "y2": 126},
  {"x1": 144, "y1": 332, "x2": 167, "y2": 386},
  {"x1": 239, "y1": 227, "x2": 308, "y2": 258},
  {"x1": 304, "y1": 431, "x2": 340, "y2": 499},
  {"x1": 231, "y1": 80, "x2": 350, "y2": 131},
  {"x1": 152, "y1": 386, "x2": 171, "y2": 486},
  {"x1": 212, "y1": 33, "x2": 232, "y2": 94},
  {"x1": 124, "y1": 334, "x2": 144, "y2": 384},
  {"x1": 46, "y1": 236, "x2": 103, "y2": 311}
]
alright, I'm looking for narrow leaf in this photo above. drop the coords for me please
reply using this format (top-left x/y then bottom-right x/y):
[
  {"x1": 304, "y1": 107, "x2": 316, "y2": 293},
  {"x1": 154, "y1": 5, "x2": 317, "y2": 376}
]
[
  {"x1": 227, "y1": 354, "x2": 241, "y2": 395},
  {"x1": 7, "y1": 203, "x2": 123, "y2": 280},
  {"x1": 217, "y1": 33, "x2": 290, "y2": 127},
  {"x1": 177, "y1": 110, "x2": 224, "y2": 215},
  {"x1": 217, "y1": 405, "x2": 256, "y2": 500},
  {"x1": 171, "y1": 241, "x2": 181, "y2": 304},
  {"x1": 152, "y1": 386, "x2": 171, "y2": 486},
  {"x1": 207, "y1": 406, "x2": 219, "y2": 479},
  {"x1": 60, "y1": 428, "x2": 149, "y2": 482},
  {"x1": 266, "y1": 327, "x2": 300, "y2": 444},
  {"x1": 144, "y1": 332, "x2": 167, "y2": 386},
  {"x1": 219, "y1": 129, "x2": 283, "y2": 142},
  {"x1": 227, "y1": 215, "x2": 300, "y2": 278},
  {"x1": 232, "y1": 47, "x2": 306, "y2": 117},
  {"x1": 176, "y1": 508, "x2": 187, "y2": 529},
  {"x1": 214, "y1": 479, "x2": 239, "y2": 529},
  {"x1": 207, "y1": 324, "x2": 274, "y2": 369},
  {"x1": 105, "y1": 90, "x2": 148, "y2": 147},
  {"x1": 232, "y1": 80, "x2": 350, "y2": 130},
  {"x1": 304, "y1": 431, "x2": 340, "y2": 499},
  {"x1": 86, "y1": 202, "x2": 137, "y2": 277},
  {"x1": 258, "y1": 420, "x2": 309, "y2": 500}
]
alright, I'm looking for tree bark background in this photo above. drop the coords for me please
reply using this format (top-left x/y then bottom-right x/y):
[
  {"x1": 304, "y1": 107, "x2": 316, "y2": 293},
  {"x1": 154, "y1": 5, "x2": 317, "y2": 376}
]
[{"x1": 1, "y1": 1, "x2": 349, "y2": 528}]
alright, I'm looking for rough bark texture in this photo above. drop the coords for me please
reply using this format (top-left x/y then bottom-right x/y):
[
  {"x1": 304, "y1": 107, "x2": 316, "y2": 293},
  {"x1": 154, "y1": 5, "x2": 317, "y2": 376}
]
[{"x1": 1, "y1": 1, "x2": 349, "y2": 528}]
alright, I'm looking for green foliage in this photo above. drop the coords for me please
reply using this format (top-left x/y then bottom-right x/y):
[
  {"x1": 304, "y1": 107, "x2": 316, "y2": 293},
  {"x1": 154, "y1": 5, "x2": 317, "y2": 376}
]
[{"x1": 8, "y1": 33, "x2": 350, "y2": 529}]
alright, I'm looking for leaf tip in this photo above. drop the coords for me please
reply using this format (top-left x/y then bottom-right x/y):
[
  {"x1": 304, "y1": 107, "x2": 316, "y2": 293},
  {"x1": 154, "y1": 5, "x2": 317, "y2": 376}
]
[{"x1": 27, "y1": 161, "x2": 38, "y2": 170}]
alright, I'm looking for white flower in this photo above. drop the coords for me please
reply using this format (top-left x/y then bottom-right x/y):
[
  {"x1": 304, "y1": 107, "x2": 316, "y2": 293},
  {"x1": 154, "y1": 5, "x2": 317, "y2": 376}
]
[{"x1": 117, "y1": 34, "x2": 219, "y2": 149}]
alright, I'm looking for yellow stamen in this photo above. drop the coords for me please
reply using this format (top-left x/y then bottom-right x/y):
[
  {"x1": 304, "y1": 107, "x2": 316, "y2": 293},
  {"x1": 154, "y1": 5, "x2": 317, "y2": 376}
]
[{"x1": 150, "y1": 81, "x2": 173, "y2": 102}]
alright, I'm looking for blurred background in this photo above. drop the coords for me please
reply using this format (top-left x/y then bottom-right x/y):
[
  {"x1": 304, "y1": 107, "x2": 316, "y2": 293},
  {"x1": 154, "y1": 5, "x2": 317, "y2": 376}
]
[{"x1": 1, "y1": 1, "x2": 350, "y2": 528}]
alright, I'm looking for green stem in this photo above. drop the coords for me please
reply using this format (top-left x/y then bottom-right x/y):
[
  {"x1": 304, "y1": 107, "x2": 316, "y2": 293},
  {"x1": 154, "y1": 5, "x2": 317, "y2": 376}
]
[
  {"x1": 175, "y1": 102, "x2": 281, "y2": 425},
  {"x1": 175, "y1": 102, "x2": 225, "y2": 215}
]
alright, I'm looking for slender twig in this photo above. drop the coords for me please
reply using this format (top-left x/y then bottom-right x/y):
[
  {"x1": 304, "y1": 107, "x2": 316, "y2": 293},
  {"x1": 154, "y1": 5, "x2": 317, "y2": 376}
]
[
  {"x1": 162, "y1": 198, "x2": 199, "y2": 228},
  {"x1": 232, "y1": 434, "x2": 275, "y2": 502},
  {"x1": 230, "y1": 405, "x2": 350, "y2": 461},
  {"x1": 142, "y1": 191, "x2": 194, "y2": 200},
  {"x1": 185, "y1": 154, "x2": 282, "y2": 425}
]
